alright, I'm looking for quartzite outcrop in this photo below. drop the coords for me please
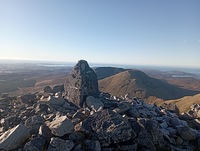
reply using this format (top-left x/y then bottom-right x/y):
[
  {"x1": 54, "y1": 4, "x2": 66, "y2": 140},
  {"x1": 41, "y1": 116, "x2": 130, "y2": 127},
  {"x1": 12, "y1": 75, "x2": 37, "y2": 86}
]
[{"x1": 64, "y1": 60, "x2": 99, "y2": 107}]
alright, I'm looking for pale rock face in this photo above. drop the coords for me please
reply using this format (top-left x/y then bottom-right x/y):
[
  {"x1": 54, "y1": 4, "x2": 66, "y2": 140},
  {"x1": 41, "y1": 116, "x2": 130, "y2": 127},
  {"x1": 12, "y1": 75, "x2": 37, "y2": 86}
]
[
  {"x1": 48, "y1": 116, "x2": 74, "y2": 137},
  {"x1": 65, "y1": 60, "x2": 99, "y2": 107},
  {"x1": 0, "y1": 124, "x2": 30, "y2": 150}
]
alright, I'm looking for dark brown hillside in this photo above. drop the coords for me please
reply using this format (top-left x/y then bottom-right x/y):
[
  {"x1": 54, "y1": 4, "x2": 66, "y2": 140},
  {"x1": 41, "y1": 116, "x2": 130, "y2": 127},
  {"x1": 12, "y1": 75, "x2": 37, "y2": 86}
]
[
  {"x1": 94, "y1": 67, "x2": 126, "y2": 80},
  {"x1": 99, "y1": 70, "x2": 199, "y2": 100}
]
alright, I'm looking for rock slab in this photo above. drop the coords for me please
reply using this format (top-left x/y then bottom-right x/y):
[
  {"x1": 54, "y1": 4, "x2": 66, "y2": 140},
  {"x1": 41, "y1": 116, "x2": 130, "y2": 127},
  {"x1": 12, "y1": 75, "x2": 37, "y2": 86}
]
[
  {"x1": 0, "y1": 124, "x2": 30, "y2": 150},
  {"x1": 48, "y1": 116, "x2": 74, "y2": 137}
]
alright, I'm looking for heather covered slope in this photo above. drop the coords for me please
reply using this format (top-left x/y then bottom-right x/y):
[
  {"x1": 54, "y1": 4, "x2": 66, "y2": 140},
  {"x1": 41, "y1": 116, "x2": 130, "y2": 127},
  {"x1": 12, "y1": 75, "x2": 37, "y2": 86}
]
[{"x1": 99, "y1": 70, "x2": 199, "y2": 100}]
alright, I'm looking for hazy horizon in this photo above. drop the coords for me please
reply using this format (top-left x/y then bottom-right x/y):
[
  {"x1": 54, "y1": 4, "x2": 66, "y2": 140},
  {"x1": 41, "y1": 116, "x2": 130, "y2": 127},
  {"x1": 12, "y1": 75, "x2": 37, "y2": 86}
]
[
  {"x1": 1, "y1": 58, "x2": 200, "y2": 70},
  {"x1": 0, "y1": 0, "x2": 200, "y2": 67}
]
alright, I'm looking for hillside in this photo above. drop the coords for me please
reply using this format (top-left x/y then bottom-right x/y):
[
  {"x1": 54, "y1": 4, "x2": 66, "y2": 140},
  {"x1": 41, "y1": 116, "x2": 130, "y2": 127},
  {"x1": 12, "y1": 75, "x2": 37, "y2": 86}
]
[
  {"x1": 163, "y1": 94, "x2": 200, "y2": 113},
  {"x1": 99, "y1": 70, "x2": 199, "y2": 100},
  {"x1": 94, "y1": 67, "x2": 126, "y2": 80}
]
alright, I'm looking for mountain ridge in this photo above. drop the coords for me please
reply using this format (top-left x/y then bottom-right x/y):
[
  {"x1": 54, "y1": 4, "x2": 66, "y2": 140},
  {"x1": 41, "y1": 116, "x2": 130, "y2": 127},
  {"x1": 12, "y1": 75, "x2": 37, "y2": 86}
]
[{"x1": 98, "y1": 69, "x2": 199, "y2": 100}]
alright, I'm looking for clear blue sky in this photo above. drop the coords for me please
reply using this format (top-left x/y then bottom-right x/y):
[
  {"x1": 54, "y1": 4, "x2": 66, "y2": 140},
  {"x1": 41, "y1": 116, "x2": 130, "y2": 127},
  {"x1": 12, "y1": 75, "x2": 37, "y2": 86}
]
[{"x1": 0, "y1": 0, "x2": 200, "y2": 67}]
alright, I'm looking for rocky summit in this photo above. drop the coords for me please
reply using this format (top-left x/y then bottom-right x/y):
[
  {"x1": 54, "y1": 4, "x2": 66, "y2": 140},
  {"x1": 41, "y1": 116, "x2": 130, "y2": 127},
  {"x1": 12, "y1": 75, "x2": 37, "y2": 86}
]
[
  {"x1": 65, "y1": 60, "x2": 99, "y2": 107},
  {"x1": 0, "y1": 60, "x2": 200, "y2": 151}
]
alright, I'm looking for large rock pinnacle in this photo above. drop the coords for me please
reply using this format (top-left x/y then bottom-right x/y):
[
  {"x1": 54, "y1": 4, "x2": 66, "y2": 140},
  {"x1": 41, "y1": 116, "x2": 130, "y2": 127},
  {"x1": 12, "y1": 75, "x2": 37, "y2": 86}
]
[{"x1": 65, "y1": 60, "x2": 99, "y2": 107}]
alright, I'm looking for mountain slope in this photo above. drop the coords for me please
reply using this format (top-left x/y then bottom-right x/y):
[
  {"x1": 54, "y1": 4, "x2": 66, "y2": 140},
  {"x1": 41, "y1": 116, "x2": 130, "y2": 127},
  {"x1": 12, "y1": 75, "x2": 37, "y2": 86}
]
[
  {"x1": 99, "y1": 70, "x2": 199, "y2": 100},
  {"x1": 94, "y1": 67, "x2": 126, "y2": 80},
  {"x1": 163, "y1": 94, "x2": 200, "y2": 113}
]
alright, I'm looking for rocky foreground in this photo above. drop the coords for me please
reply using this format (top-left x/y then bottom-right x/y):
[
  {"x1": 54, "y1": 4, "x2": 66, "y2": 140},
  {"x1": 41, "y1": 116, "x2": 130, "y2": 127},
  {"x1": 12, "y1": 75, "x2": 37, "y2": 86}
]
[{"x1": 0, "y1": 60, "x2": 200, "y2": 151}]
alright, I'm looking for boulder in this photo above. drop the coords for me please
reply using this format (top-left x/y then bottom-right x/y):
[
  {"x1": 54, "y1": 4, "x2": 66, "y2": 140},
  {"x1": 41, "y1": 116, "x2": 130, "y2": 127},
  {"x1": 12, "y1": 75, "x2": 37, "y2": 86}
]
[
  {"x1": 176, "y1": 125, "x2": 197, "y2": 140},
  {"x1": 25, "y1": 115, "x2": 44, "y2": 134},
  {"x1": 84, "y1": 140, "x2": 101, "y2": 151},
  {"x1": 53, "y1": 84, "x2": 65, "y2": 93},
  {"x1": 113, "y1": 102, "x2": 132, "y2": 114},
  {"x1": 0, "y1": 124, "x2": 30, "y2": 150},
  {"x1": 170, "y1": 118, "x2": 181, "y2": 127},
  {"x1": 44, "y1": 86, "x2": 54, "y2": 93},
  {"x1": 38, "y1": 124, "x2": 52, "y2": 140},
  {"x1": 85, "y1": 96, "x2": 104, "y2": 111},
  {"x1": 23, "y1": 136, "x2": 46, "y2": 151},
  {"x1": 0, "y1": 115, "x2": 17, "y2": 130},
  {"x1": 81, "y1": 109, "x2": 136, "y2": 147},
  {"x1": 116, "y1": 140, "x2": 138, "y2": 151},
  {"x1": 126, "y1": 107, "x2": 140, "y2": 118},
  {"x1": 48, "y1": 116, "x2": 74, "y2": 137},
  {"x1": 69, "y1": 131, "x2": 84, "y2": 144},
  {"x1": 20, "y1": 93, "x2": 36, "y2": 105},
  {"x1": 35, "y1": 103, "x2": 49, "y2": 113},
  {"x1": 48, "y1": 96, "x2": 65, "y2": 106},
  {"x1": 65, "y1": 60, "x2": 99, "y2": 107},
  {"x1": 47, "y1": 137, "x2": 74, "y2": 151}
]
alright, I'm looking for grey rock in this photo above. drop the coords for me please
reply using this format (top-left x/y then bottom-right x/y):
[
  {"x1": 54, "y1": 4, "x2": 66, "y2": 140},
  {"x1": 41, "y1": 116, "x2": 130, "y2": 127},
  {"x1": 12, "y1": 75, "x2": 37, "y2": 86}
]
[
  {"x1": 101, "y1": 148, "x2": 115, "y2": 151},
  {"x1": 144, "y1": 119, "x2": 167, "y2": 147},
  {"x1": 137, "y1": 128, "x2": 157, "y2": 151},
  {"x1": 101, "y1": 98, "x2": 119, "y2": 109},
  {"x1": 72, "y1": 109, "x2": 86, "y2": 120},
  {"x1": 135, "y1": 118, "x2": 170, "y2": 150},
  {"x1": 86, "y1": 96, "x2": 104, "y2": 111},
  {"x1": 0, "y1": 124, "x2": 30, "y2": 150},
  {"x1": 176, "y1": 125, "x2": 197, "y2": 140},
  {"x1": 53, "y1": 84, "x2": 64, "y2": 93},
  {"x1": 160, "y1": 122, "x2": 168, "y2": 129},
  {"x1": 47, "y1": 137, "x2": 74, "y2": 151},
  {"x1": 167, "y1": 127, "x2": 177, "y2": 137},
  {"x1": 20, "y1": 93, "x2": 36, "y2": 105},
  {"x1": 81, "y1": 109, "x2": 136, "y2": 147},
  {"x1": 35, "y1": 103, "x2": 49, "y2": 113},
  {"x1": 48, "y1": 116, "x2": 74, "y2": 137},
  {"x1": 44, "y1": 86, "x2": 54, "y2": 93},
  {"x1": 39, "y1": 124, "x2": 52, "y2": 140},
  {"x1": 116, "y1": 141, "x2": 138, "y2": 151},
  {"x1": 113, "y1": 102, "x2": 131, "y2": 114},
  {"x1": 176, "y1": 136, "x2": 183, "y2": 145},
  {"x1": 65, "y1": 60, "x2": 99, "y2": 107},
  {"x1": 84, "y1": 140, "x2": 101, "y2": 151},
  {"x1": 69, "y1": 131, "x2": 84, "y2": 144},
  {"x1": 23, "y1": 136, "x2": 46, "y2": 151},
  {"x1": 0, "y1": 115, "x2": 17, "y2": 130},
  {"x1": 170, "y1": 118, "x2": 181, "y2": 127},
  {"x1": 127, "y1": 107, "x2": 140, "y2": 118},
  {"x1": 74, "y1": 144, "x2": 84, "y2": 151},
  {"x1": 138, "y1": 108, "x2": 152, "y2": 118},
  {"x1": 49, "y1": 96, "x2": 65, "y2": 106},
  {"x1": 25, "y1": 115, "x2": 44, "y2": 134}
]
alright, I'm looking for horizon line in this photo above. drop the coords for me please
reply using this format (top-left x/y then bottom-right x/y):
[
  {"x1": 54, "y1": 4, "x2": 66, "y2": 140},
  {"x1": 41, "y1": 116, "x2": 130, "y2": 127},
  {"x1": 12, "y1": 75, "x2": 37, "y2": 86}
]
[{"x1": 0, "y1": 57, "x2": 200, "y2": 69}]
